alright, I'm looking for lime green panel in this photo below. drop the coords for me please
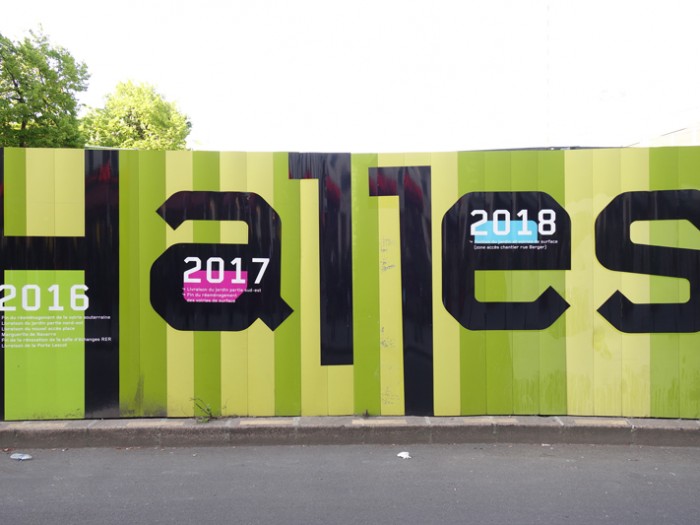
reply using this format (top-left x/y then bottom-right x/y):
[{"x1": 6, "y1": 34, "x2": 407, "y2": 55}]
[
  {"x1": 328, "y1": 366, "x2": 354, "y2": 415},
  {"x1": 192, "y1": 151, "x2": 221, "y2": 417},
  {"x1": 535, "y1": 150, "x2": 567, "y2": 414},
  {"x1": 165, "y1": 151, "x2": 195, "y2": 417},
  {"x1": 4, "y1": 148, "x2": 26, "y2": 236},
  {"x1": 273, "y1": 152, "x2": 301, "y2": 415},
  {"x1": 244, "y1": 153, "x2": 276, "y2": 416},
  {"x1": 649, "y1": 148, "x2": 680, "y2": 418},
  {"x1": 117, "y1": 151, "x2": 167, "y2": 416},
  {"x1": 458, "y1": 150, "x2": 566, "y2": 415},
  {"x1": 431, "y1": 152, "x2": 461, "y2": 416},
  {"x1": 632, "y1": 220, "x2": 700, "y2": 251},
  {"x1": 54, "y1": 149, "x2": 84, "y2": 236},
  {"x1": 138, "y1": 151, "x2": 168, "y2": 416},
  {"x1": 4, "y1": 270, "x2": 85, "y2": 420},
  {"x1": 509, "y1": 151, "x2": 542, "y2": 414},
  {"x1": 300, "y1": 178, "x2": 327, "y2": 415},
  {"x1": 219, "y1": 152, "x2": 249, "y2": 416},
  {"x1": 564, "y1": 150, "x2": 595, "y2": 415},
  {"x1": 483, "y1": 152, "x2": 513, "y2": 414},
  {"x1": 119, "y1": 151, "x2": 142, "y2": 416},
  {"x1": 458, "y1": 151, "x2": 487, "y2": 414},
  {"x1": 352, "y1": 153, "x2": 380, "y2": 416},
  {"x1": 377, "y1": 154, "x2": 406, "y2": 416},
  {"x1": 378, "y1": 195, "x2": 404, "y2": 415},
  {"x1": 25, "y1": 149, "x2": 55, "y2": 236},
  {"x1": 591, "y1": 150, "x2": 623, "y2": 416},
  {"x1": 677, "y1": 147, "x2": 700, "y2": 418}
]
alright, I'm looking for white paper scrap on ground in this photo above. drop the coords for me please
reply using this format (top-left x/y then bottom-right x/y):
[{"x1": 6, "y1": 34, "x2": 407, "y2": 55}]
[
  {"x1": 397, "y1": 451, "x2": 411, "y2": 459},
  {"x1": 10, "y1": 453, "x2": 32, "y2": 461}
]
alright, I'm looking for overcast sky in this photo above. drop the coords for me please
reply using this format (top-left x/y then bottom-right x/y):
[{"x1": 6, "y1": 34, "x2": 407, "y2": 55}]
[{"x1": 4, "y1": 0, "x2": 700, "y2": 152}]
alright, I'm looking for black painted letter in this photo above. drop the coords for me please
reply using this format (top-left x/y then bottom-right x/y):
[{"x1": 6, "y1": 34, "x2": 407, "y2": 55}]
[
  {"x1": 442, "y1": 191, "x2": 570, "y2": 331},
  {"x1": 150, "y1": 191, "x2": 292, "y2": 332},
  {"x1": 596, "y1": 190, "x2": 700, "y2": 332}
]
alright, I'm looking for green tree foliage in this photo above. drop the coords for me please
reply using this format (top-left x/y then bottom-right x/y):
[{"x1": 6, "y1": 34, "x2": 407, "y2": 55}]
[
  {"x1": 0, "y1": 30, "x2": 89, "y2": 147},
  {"x1": 82, "y1": 81, "x2": 191, "y2": 150}
]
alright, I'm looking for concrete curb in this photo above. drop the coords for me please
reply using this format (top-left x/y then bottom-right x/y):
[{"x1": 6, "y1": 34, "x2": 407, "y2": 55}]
[{"x1": 1, "y1": 416, "x2": 699, "y2": 449}]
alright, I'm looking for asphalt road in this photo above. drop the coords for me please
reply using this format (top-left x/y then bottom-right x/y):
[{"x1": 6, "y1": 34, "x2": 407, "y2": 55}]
[{"x1": 1, "y1": 443, "x2": 699, "y2": 524}]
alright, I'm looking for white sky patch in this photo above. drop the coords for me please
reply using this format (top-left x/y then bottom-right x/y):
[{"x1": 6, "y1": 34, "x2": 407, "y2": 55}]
[{"x1": 3, "y1": 0, "x2": 700, "y2": 152}]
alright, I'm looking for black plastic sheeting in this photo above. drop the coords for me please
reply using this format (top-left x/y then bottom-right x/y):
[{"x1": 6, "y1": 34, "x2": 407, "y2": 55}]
[{"x1": 84, "y1": 151, "x2": 120, "y2": 417}]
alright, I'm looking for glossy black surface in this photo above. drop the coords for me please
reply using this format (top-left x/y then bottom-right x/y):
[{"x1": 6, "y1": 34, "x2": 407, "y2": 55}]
[
  {"x1": 83, "y1": 150, "x2": 120, "y2": 417},
  {"x1": 442, "y1": 191, "x2": 571, "y2": 330},
  {"x1": 0, "y1": 149, "x2": 121, "y2": 419},
  {"x1": 150, "y1": 191, "x2": 292, "y2": 332},
  {"x1": 369, "y1": 166, "x2": 433, "y2": 416},
  {"x1": 289, "y1": 153, "x2": 354, "y2": 365},
  {"x1": 596, "y1": 189, "x2": 700, "y2": 332}
]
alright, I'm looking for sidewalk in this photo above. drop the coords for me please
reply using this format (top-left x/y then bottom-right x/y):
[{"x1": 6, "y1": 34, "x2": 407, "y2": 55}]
[{"x1": 2, "y1": 415, "x2": 700, "y2": 449}]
